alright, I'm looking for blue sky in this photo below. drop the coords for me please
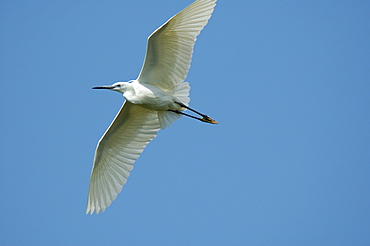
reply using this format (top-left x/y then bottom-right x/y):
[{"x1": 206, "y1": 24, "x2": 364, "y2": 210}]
[{"x1": 1, "y1": 0, "x2": 369, "y2": 245}]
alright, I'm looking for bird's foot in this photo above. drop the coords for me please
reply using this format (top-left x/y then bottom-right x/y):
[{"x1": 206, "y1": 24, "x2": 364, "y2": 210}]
[
  {"x1": 201, "y1": 115, "x2": 218, "y2": 124},
  {"x1": 173, "y1": 101, "x2": 218, "y2": 124}
]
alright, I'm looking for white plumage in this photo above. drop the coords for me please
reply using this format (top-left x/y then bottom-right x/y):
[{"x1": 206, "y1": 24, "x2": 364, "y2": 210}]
[{"x1": 87, "y1": 0, "x2": 217, "y2": 214}]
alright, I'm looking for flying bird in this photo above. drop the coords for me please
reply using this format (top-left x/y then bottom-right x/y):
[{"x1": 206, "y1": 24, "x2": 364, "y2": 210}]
[{"x1": 87, "y1": 0, "x2": 217, "y2": 214}]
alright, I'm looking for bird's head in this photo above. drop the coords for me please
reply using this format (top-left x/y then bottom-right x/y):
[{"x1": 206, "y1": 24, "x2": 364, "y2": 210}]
[{"x1": 92, "y1": 82, "x2": 128, "y2": 93}]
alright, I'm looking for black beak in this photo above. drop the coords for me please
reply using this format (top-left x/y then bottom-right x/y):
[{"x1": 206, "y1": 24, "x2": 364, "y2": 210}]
[{"x1": 92, "y1": 85, "x2": 115, "y2": 90}]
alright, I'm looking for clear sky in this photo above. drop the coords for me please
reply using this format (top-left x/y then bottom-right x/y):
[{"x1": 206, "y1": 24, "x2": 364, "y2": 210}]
[{"x1": 1, "y1": 0, "x2": 369, "y2": 245}]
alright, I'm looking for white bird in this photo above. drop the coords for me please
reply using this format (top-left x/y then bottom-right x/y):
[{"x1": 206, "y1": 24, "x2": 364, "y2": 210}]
[{"x1": 87, "y1": 0, "x2": 217, "y2": 214}]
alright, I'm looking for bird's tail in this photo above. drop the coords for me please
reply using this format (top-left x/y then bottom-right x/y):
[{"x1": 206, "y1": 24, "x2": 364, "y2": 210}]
[
  {"x1": 173, "y1": 82, "x2": 190, "y2": 106},
  {"x1": 158, "y1": 82, "x2": 190, "y2": 129}
]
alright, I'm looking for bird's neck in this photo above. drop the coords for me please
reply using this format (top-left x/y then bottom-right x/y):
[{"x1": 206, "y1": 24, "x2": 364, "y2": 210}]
[{"x1": 121, "y1": 82, "x2": 136, "y2": 99}]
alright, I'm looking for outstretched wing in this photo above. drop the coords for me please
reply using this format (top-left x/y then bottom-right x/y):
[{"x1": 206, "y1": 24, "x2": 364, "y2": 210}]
[
  {"x1": 137, "y1": 0, "x2": 217, "y2": 91},
  {"x1": 86, "y1": 102, "x2": 160, "y2": 214}
]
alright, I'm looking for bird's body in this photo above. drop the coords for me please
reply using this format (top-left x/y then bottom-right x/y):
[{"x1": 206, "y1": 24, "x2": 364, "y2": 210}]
[
  {"x1": 87, "y1": 0, "x2": 217, "y2": 214},
  {"x1": 118, "y1": 81, "x2": 183, "y2": 111}
]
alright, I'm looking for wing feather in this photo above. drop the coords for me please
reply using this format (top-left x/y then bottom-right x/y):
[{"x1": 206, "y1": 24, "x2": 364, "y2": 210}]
[
  {"x1": 86, "y1": 102, "x2": 160, "y2": 214},
  {"x1": 137, "y1": 0, "x2": 217, "y2": 91}
]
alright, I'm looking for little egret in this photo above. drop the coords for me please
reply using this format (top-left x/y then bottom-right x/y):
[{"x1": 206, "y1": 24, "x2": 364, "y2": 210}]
[{"x1": 87, "y1": 0, "x2": 217, "y2": 214}]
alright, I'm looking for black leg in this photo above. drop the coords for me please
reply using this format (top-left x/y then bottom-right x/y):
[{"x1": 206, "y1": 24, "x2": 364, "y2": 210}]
[
  {"x1": 175, "y1": 102, "x2": 207, "y2": 117},
  {"x1": 168, "y1": 110, "x2": 205, "y2": 122},
  {"x1": 170, "y1": 103, "x2": 218, "y2": 124}
]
